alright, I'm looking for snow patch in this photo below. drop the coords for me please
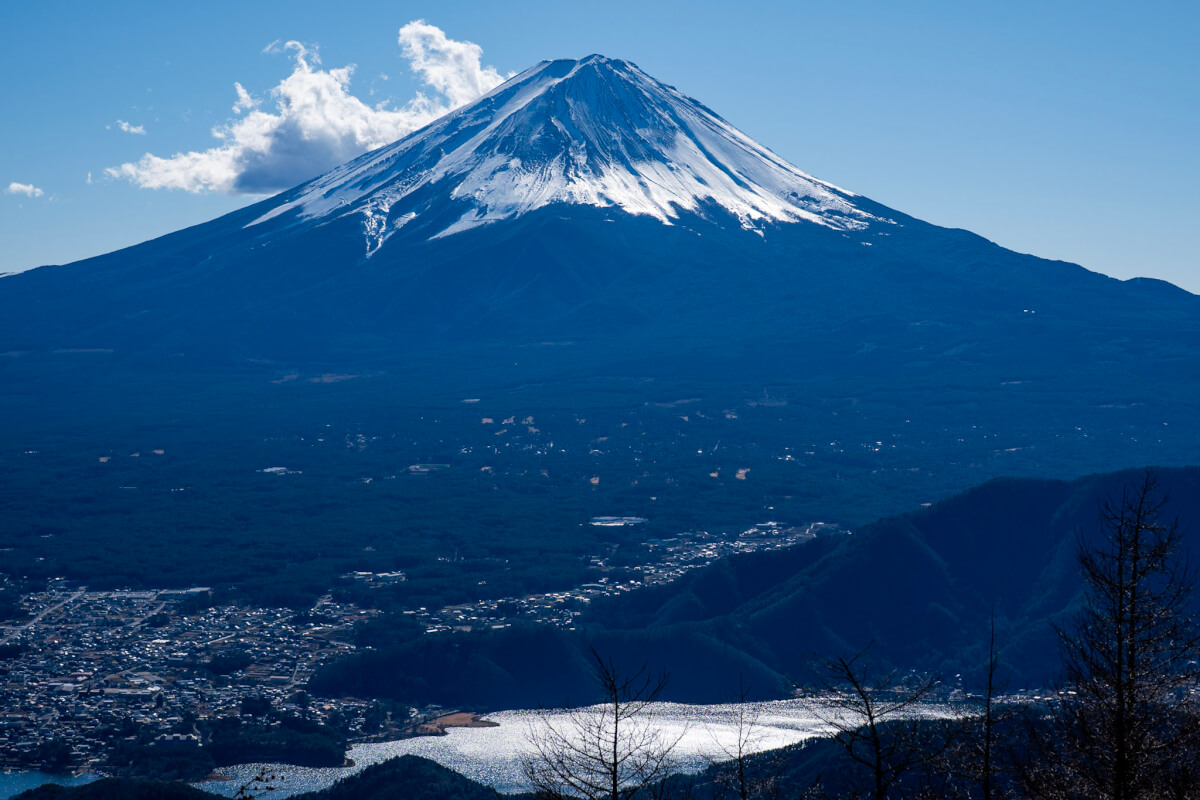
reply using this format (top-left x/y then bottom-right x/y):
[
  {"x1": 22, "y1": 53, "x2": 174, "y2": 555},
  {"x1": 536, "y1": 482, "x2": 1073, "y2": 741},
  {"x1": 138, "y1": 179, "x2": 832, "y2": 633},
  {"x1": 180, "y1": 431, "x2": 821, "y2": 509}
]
[{"x1": 247, "y1": 56, "x2": 884, "y2": 246}]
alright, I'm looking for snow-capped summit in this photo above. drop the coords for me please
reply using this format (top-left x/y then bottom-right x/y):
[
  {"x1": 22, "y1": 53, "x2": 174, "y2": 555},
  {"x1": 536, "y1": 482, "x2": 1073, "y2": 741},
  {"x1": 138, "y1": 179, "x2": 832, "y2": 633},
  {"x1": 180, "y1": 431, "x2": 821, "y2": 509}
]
[{"x1": 249, "y1": 55, "x2": 882, "y2": 252}]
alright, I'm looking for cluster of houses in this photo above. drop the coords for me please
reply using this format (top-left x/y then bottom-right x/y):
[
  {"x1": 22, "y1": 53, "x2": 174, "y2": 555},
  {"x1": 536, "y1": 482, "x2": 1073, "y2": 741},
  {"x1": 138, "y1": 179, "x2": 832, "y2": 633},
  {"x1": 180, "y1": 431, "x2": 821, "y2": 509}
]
[
  {"x1": 409, "y1": 521, "x2": 833, "y2": 634},
  {"x1": 0, "y1": 521, "x2": 836, "y2": 771},
  {"x1": 0, "y1": 583, "x2": 376, "y2": 771}
]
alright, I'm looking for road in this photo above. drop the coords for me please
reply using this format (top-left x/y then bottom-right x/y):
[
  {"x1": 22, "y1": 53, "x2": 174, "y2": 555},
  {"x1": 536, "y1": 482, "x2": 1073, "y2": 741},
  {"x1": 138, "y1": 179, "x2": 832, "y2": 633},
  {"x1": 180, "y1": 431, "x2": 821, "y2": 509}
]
[{"x1": 0, "y1": 589, "x2": 85, "y2": 643}]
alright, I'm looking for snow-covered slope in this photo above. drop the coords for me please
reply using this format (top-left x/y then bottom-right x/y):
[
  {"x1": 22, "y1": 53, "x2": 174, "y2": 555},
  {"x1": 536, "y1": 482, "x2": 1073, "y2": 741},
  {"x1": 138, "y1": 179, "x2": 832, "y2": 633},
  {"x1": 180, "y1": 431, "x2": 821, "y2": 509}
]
[{"x1": 248, "y1": 55, "x2": 884, "y2": 252}]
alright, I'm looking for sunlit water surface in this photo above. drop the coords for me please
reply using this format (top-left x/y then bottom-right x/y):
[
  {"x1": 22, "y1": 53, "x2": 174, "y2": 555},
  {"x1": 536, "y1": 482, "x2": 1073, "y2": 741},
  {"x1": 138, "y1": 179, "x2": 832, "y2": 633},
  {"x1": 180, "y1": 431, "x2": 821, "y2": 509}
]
[
  {"x1": 195, "y1": 700, "x2": 859, "y2": 798},
  {"x1": 0, "y1": 771, "x2": 95, "y2": 800}
]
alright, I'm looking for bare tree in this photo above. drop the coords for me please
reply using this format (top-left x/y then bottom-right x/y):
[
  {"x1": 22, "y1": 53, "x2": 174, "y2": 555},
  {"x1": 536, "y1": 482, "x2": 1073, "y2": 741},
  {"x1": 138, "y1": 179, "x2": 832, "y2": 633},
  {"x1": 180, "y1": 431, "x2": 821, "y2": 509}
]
[
  {"x1": 946, "y1": 612, "x2": 1011, "y2": 800},
  {"x1": 522, "y1": 648, "x2": 683, "y2": 800},
  {"x1": 1025, "y1": 472, "x2": 1200, "y2": 800},
  {"x1": 706, "y1": 680, "x2": 782, "y2": 800},
  {"x1": 805, "y1": 649, "x2": 953, "y2": 800},
  {"x1": 976, "y1": 615, "x2": 1002, "y2": 800}
]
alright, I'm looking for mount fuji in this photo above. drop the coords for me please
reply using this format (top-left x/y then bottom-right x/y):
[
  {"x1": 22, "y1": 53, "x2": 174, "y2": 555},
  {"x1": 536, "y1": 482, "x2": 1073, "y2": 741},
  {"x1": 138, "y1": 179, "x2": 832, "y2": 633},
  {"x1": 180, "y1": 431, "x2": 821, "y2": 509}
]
[
  {"x1": 3, "y1": 56, "x2": 1200, "y2": 592},
  {"x1": 3, "y1": 54, "x2": 1196, "y2": 370},
  {"x1": 248, "y1": 55, "x2": 879, "y2": 245}
]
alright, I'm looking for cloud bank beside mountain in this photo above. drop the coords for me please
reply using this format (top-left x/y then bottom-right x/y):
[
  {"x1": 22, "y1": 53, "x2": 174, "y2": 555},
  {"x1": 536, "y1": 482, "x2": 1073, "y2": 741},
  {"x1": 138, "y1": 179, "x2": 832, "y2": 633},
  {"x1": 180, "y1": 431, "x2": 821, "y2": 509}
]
[{"x1": 106, "y1": 21, "x2": 507, "y2": 195}]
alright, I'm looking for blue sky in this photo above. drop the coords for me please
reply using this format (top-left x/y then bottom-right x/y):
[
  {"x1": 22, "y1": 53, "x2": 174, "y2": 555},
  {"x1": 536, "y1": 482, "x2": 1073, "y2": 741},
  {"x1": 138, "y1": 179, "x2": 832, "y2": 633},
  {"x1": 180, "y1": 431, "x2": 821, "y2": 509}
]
[{"x1": 3, "y1": 0, "x2": 1197, "y2": 290}]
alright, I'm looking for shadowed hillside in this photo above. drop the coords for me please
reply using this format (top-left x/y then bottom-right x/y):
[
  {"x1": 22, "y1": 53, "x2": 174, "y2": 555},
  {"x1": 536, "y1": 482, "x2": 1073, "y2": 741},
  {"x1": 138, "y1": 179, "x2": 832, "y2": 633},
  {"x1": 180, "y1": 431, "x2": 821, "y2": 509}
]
[{"x1": 309, "y1": 466, "x2": 1200, "y2": 705}]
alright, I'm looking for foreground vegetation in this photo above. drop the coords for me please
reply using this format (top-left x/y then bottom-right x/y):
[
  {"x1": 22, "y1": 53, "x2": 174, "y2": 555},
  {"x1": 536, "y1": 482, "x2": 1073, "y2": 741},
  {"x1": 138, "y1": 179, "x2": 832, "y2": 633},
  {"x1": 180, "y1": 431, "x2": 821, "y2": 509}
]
[{"x1": 519, "y1": 473, "x2": 1200, "y2": 800}]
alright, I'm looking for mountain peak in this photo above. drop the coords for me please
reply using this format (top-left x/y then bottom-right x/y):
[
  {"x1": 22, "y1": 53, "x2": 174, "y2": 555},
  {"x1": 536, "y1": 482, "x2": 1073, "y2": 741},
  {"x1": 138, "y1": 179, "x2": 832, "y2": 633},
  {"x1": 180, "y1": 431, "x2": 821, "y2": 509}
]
[{"x1": 248, "y1": 55, "x2": 883, "y2": 253}]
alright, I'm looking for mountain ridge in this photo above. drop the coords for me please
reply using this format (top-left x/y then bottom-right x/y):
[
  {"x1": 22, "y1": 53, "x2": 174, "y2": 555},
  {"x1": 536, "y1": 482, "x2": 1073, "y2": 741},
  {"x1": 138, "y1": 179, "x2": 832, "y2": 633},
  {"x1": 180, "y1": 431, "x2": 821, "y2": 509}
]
[
  {"x1": 3, "y1": 53, "x2": 1197, "y2": 363},
  {"x1": 244, "y1": 54, "x2": 881, "y2": 252},
  {"x1": 305, "y1": 466, "x2": 1200, "y2": 707}
]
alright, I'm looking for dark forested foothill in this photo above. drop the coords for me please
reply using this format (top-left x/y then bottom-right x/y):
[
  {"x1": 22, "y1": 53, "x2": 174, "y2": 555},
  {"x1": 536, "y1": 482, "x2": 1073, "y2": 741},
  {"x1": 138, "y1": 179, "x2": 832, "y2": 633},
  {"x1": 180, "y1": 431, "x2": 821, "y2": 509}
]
[
  {"x1": 291, "y1": 755, "x2": 503, "y2": 800},
  {"x1": 92, "y1": 711, "x2": 346, "y2": 783},
  {"x1": 205, "y1": 714, "x2": 347, "y2": 768},
  {"x1": 12, "y1": 756, "x2": 507, "y2": 800},
  {"x1": 13, "y1": 779, "x2": 220, "y2": 800},
  {"x1": 306, "y1": 620, "x2": 790, "y2": 708},
  {"x1": 307, "y1": 466, "x2": 1200, "y2": 708},
  {"x1": 102, "y1": 737, "x2": 215, "y2": 783}
]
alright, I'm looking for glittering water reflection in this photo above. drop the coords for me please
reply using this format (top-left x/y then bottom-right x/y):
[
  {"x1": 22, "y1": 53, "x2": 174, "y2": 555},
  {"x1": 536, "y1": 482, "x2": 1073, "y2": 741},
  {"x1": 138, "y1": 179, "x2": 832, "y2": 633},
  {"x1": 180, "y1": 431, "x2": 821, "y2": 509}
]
[{"x1": 195, "y1": 699, "x2": 850, "y2": 798}]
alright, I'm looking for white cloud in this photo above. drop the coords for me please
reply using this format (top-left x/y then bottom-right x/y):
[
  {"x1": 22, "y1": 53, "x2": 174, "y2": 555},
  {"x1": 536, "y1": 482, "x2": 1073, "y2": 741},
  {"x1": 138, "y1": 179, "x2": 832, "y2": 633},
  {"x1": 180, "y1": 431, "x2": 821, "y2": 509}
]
[
  {"x1": 115, "y1": 120, "x2": 146, "y2": 135},
  {"x1": 107, "y1": 23, "x2": 508, "y2": 195},
  {"x1": 397, "y1": 20, "x2": 506, "y2": 108},
  {"x1": 232, "y1": 82, "x2": 259, "y2": 114},
  {"x1": 6, "y1": 182, "x2": 44, "y2": 197}
]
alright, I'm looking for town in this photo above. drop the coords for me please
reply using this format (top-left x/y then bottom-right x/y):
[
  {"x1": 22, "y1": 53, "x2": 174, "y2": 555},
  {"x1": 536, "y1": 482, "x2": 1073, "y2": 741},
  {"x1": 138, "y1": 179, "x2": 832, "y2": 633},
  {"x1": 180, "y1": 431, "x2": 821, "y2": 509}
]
[{"x1": 0, "y1": 521, "x2": 835, "y2": 775}]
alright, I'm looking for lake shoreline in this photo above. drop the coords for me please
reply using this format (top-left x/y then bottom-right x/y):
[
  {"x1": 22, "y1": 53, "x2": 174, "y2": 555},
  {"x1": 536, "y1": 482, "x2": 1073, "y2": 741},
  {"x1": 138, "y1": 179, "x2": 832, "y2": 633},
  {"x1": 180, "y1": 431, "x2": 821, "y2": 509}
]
[{"x1": 416, "y1": 712, "x2": 501, "y2": 736}]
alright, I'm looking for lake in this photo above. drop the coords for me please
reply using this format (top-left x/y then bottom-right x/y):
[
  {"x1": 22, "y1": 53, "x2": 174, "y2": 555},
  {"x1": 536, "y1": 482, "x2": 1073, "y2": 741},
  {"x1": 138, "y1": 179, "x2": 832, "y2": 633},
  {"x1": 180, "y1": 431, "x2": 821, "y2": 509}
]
[
  {"x1": 4, "y1": 698, "x2": 937, "y2": 799},
  {"x1": 195, "y1": 699, "x2": 849, "y2": 797},
  {"x1": 0, "y1": 771, "x2": 95, "y2": 800}
]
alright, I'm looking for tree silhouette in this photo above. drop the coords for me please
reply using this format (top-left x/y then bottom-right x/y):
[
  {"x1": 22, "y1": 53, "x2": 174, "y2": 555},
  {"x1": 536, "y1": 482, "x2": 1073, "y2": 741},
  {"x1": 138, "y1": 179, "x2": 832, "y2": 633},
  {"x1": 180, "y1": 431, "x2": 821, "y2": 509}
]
[
  {"x1": 1025, "y1": 472, "x2": 1200, "y2": 799},
  {"x1": 805, "y1": 649, "x2": 955, "y2": 800},
  {"x1": 522, "y1": 648, "x2": 681, "y2": 800},
  {"x1": 706, "y1": 679, "x2": 782, "y2": 800}
]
